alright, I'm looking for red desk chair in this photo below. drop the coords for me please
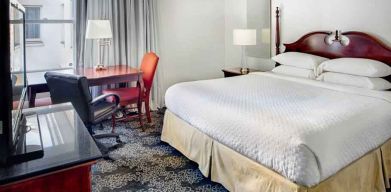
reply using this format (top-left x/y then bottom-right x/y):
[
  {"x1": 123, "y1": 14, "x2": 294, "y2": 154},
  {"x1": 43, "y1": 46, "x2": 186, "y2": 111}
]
[{"x1": 103, "y1": 52, "x2": 159, "y2": 130}]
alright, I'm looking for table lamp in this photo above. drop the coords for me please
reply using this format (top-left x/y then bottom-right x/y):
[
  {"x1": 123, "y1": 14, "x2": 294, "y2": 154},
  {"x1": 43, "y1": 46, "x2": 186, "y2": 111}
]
[
  {"x1": 233, "y1": 29, "x2": 257, "y2": 73},
  {"x1": 86, "y1": 20, "x2": 113, "y2": 70}
]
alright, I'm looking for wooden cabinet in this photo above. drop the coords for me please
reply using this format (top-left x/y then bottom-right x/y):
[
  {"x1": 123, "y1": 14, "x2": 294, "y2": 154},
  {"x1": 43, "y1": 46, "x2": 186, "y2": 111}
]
[{"x1": 0, "y1": 162, "x2": 95, "y2": 192}]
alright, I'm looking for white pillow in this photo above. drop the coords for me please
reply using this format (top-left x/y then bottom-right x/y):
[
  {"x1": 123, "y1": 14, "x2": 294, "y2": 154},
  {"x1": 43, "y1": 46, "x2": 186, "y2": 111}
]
[
  {"x1": 317, "y1": 72, "x2": 391, "y2": 90},
  {"x1": 318, "y1": 58, "x2": 391, "y2": 77},
  {"x1": 272, "y1": 52, "x2": 329, "y2": 70},
  {"x1": 272, "y1": 65, "x2": 316, "y2": 79}
]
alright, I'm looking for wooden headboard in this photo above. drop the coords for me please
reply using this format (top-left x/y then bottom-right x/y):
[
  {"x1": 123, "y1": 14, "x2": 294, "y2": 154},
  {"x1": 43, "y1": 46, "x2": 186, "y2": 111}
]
[{"x1": 275, "y1": 7, "x2": 391, "y2": 82}]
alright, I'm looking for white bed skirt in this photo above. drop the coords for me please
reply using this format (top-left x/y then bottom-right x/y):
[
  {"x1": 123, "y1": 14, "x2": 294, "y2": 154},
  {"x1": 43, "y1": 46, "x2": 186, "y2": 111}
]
[
  {"x1": 161, "y1": 110, "x2": 390, "y2": 192},
  {"x1": 161, "y1": 110, "x2": 213, "y2": 176}
]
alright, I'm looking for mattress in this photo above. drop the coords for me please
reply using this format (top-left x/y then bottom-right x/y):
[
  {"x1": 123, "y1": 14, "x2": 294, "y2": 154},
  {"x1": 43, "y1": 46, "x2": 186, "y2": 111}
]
[{"x1": 164, "y1": 72, "x2": 391, "y2": 187}]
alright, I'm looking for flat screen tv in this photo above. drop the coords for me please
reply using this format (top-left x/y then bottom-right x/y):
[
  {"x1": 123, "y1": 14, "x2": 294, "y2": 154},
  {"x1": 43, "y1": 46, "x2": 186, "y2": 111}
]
[{"x1": 0, "y1": 0, "x2": 43, "y2": 165}]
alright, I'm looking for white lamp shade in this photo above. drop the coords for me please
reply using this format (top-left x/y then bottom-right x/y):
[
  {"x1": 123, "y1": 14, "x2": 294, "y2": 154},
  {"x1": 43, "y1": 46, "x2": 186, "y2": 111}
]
[
  {"x1": 86, "y1": 20, "x2": 113, "y2": 39},
  {"x1": 233, "y1": 29, "x2": 257, "y2": 46}
]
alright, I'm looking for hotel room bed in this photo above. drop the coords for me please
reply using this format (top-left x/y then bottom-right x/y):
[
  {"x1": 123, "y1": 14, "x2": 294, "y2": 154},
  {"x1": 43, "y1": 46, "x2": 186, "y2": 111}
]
[
  {"x1": 162, "y1": 9, "x2": 391, "y2": 191},
  {"x1": 161, "y1": 27, "x2": 391, "y2": 192},
  {"x1": 163, "y1": 72, "x2": 391, "y2": 189}
]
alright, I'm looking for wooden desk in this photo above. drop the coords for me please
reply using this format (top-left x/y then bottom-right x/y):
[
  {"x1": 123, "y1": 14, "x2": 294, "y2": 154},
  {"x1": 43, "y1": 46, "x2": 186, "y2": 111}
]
[{"x1": 27, "y1": 65, "x2": 143, "y2": 107}]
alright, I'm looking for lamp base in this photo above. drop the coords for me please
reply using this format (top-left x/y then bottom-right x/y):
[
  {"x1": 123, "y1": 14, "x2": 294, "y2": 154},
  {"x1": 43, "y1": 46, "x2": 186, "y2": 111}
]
[
  {"x1": 240, "y1": 67, "x2": 250, "y2": 74},
  {"x1": 95, "y1": 64, "x2": 107, "y2": 71}
]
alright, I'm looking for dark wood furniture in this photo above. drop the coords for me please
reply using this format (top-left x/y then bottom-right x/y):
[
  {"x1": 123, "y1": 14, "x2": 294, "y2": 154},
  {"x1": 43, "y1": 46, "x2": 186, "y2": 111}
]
[
  {"x1": 27, "y1": 65, "x2": 144, "y2": 108},
  {"x1": 274, "y1": 7, "x2": 391, "y2": 82},
  {"x1": 0, "y1": 163, "x2": 94, "y2": 192},
  {"x1": 0, "y1": 103, "x2": 102, "y2": 192},
  {"x1": 222, "y1": 67, "x2": 261, "y2": 78}
]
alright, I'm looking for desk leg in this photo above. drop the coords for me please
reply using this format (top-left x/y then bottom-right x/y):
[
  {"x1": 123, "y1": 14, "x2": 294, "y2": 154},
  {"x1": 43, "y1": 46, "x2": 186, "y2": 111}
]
[{"x1": 28, "y1": 87, "x2": 36, "y2": 108}]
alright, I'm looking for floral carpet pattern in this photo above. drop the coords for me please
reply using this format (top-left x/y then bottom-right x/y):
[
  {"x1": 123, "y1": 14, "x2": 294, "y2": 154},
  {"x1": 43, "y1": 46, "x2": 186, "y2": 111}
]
[{"x1": 92, "y1": 110, "x2": 227, "y2": 192}]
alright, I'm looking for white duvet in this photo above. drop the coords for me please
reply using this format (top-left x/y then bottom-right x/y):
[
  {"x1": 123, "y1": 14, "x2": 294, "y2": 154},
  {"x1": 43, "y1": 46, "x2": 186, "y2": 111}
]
[{"x1": 165, "y1": 72, "x2": 391, "y2": 187}]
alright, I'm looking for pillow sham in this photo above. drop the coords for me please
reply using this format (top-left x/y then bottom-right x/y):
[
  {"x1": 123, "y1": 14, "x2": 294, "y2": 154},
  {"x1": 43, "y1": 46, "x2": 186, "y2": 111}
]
[
  {"x1": 272, "y1": 65, "x2": 316, "y2": 79},
  {"x1": 272, "y1": 52, "x2": 329, "y2": 70},
  {"x1": 317, "y1": 58, "x2": 391, "y2": 77},
  {"x1": 317, "y1": 72, "x2": 391, "y2": 90}
]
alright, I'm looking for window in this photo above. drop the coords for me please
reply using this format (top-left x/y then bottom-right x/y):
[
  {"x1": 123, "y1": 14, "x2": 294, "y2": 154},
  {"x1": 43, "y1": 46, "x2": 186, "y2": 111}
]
[
  {"x1": 12, "y1": 10, "x2": 21, "y2": 47},
  {"x1": 25, "y1": 7, "x2": 41, "y2": 42},
  {"x1": 20, "y1": 0, "x2": 74, "y2": 71},
  {"x1": 13, "y1": 29, "x2": 20, "y2": 47}
]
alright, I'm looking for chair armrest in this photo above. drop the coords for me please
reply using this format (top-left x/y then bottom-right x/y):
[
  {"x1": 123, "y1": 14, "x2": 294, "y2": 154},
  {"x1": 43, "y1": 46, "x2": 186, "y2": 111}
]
[{"x1": 91, "y1": 93, "x2": 120, "y2": 106}]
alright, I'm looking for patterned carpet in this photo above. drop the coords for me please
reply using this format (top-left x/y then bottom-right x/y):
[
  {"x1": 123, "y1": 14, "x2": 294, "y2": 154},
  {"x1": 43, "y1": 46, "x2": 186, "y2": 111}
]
[{"x1": 92, "y1": 110, "x2": 227, "y2": 192}]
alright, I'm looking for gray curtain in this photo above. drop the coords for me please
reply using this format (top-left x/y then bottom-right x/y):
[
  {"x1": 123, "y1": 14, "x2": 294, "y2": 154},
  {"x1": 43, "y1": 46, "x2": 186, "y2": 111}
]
[
  {"x1": 76, "y1": 0, "x2": 163, "y2": 109},
  {"x1": 75, "y1": 0, "x2": 88, "y2": 68}
]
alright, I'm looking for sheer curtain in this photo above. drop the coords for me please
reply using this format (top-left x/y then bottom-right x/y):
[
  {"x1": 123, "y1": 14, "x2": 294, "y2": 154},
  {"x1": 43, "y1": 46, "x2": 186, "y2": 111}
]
[{"x1": 76, "y1": 0, "x2": 163, "y2": 109}]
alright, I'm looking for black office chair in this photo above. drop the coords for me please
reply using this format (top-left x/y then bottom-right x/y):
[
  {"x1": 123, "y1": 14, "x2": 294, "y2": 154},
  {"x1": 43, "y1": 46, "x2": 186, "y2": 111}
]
[{"x1": 44, "y1": 72, "x2": 122, "y2": 155}]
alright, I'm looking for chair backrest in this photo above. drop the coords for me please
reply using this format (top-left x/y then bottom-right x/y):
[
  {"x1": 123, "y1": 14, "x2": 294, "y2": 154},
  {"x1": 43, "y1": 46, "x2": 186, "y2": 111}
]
[
  {"x1": 140, "y1": 52, "x2": 159, "y2": 93},
  {"x1": 44, "y1": 72, "x2": 92, "y2": 123}
]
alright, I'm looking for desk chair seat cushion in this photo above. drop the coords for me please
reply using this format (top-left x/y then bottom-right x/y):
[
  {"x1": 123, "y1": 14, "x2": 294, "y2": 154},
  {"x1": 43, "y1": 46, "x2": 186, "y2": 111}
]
[{"x1": 103, "y1": 87, "x2": 140, "y2": 106}]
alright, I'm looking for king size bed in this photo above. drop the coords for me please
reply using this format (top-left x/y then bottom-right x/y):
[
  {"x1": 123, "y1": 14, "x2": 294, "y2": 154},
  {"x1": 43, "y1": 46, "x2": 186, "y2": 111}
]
[{"x1": 161, "y1": 9, "x2": 391, "y2": 192}]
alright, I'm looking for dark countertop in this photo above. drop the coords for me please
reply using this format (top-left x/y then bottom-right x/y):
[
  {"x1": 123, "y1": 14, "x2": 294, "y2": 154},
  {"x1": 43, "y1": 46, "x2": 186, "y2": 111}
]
[{"x1": 0, "y1": 103, "x2": 102, "y2": 185}]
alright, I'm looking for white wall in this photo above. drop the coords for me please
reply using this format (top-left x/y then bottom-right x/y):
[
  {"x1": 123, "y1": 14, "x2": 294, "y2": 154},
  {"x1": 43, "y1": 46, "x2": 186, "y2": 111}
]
[
  {"x1": 157, "y1": 0, "x2": 273, "y2": 100},
  {"x1": 247, "y1": 0, "x2": 270, "y2": 59},
  {"x1": 224, "y1": 0, "x2": 247, "y2": 69},
  {"x1": 225, "y1": 0, "x2": 274, "y2": 71},
  {"x1": 246, "y1": 0, "x2": 274, "y2": 71},
  {"x1": 157, "y1": 0, "x2": 226, "y2": 94},
  {"x1": 271, "y1": 0, "x2": 391, "y2": 55}
]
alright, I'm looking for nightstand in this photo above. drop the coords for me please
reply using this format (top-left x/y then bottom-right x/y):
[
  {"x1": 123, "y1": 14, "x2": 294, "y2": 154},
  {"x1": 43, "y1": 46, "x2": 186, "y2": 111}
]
[{"x1": 222, "y1": 67, "x2": 262, "y2": 78}]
